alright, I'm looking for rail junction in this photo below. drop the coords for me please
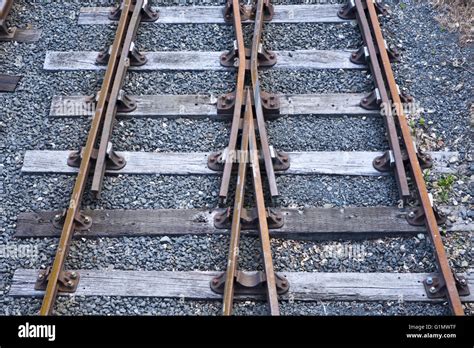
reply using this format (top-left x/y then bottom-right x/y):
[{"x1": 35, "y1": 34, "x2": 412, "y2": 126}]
[{"x1": 5, "y1": 0, "x2": 472, "y2": 316}]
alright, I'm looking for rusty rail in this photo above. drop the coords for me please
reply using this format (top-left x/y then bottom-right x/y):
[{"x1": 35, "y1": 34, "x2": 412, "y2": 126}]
[
  {"x1": 218, "y1": 0, "x2": 247, "y2": 203},
  {"x1": 351, "y1": 0, "x2": 409, "y2": 200},
  {"x1": 38, "y1": 0, "x2": 150, "y2": 315},
  {"x1": 342, "y1": 0, "x2": 465, "y2": 315},
  {"x1": 214, "y1": 0, "x2": 282, "y2": 315},
  {"x1": 364, "y1": 0, "x2": 464, "y2": 315},
  {"x1": 91, "y1": 0, "x2": 145, "y2": 196},
  {"x1": 249, "y1": 0, "x2": 279, "y2": 198}
]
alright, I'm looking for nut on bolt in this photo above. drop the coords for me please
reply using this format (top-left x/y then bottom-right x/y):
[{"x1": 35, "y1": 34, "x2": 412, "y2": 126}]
[
  {"x1": 429, "y1": 286, "x2": 437, "y2": 294},
  {"x1": 426, "y1": 277, "x2": 433, "y2": 285},
  {"x1": 66, "y1": 280, "x2": 74, "y2": 288},
  {"x1": 70, "y1": 272, "x2": 78, "y2": 279},
  {"x1": 408, "y1": 211, "x2": 415, "y2": 218}
]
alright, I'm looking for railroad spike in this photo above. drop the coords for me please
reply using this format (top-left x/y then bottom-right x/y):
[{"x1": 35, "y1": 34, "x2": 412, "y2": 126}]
[
  {"x1": 213, "y1": 207, "x2": 284, "y2": 230},
  {"x1": 350, "y1": 46, "x2": 369, "y2": 65},
  {"x1": 405, "y1": 205, "x2": 446, "y2": 227},
  {"x1": 423, "y1": 273, "x2": 470, "y2": 299},
  {"x1": 216, "y1": 90, "x2": 280, "y2": 117},
  {"x1": 401, "y1": 148, "x2": 433, "y2": 170},
  {"x1": 373, "y1": 150, "x2": 395, "y2": 172},
  {"x1": 351, "y1": 43, "x2": 399, "y2": 65},
  {"x1": 116, "y1": 90, "x2": 138, "y2": 113},
  {"x1": 223, "y1": 0, "x2": 251, "y2": 22},
  {"x1": 96, "y1": 43, "x2": 147, "y2": 67},
  {"x1": 220, "y1": 45, "x2": 277, "y2": 69},
  {"x1": 34, "y1": 267, "x2": 80, "y2": 294},
  {"x1": 338, "y1": 0, "x2": 356, "y2": 20},
  {"x1": 109, "y1": 0, "x2": 159, "y2": 22},
  {"x1": 250, "y1": 0, "x2": 275, "y2": 22},
  {"x1": 67, "y1": 143, "x2": 126, "y2": 172},
  {"x1": 360, "y1": 88, "x2": 382, "y2": 110}
]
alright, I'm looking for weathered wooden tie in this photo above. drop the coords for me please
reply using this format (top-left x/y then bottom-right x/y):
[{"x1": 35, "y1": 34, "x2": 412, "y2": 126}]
[{"x1": 10, "y1": 268, "x2": 474, "y2": 302}]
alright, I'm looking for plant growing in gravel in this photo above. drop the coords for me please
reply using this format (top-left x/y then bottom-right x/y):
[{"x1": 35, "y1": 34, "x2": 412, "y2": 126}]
[
  {"x1": 435, "y1": 174, "x2": 456, "y2": 203},
  {"x1": 423, "y1": 169, "x2": 431, "y2": 183}
]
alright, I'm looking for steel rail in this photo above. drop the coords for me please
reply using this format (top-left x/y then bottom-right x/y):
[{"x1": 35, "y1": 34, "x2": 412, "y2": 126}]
[
  {"x1": 248, "y1": 90, "x2": 280, "y2": 315},
  {"x1": 218, "y1": 0, "x2": 247, "y2": 202},
  {"x1": 91, "y1": 0, "x2": 144, "y2": 196},
  {"x1": 39, "y1": 0, "x2": 134, "y2": 315},
  {"x1": 222, "y1": 89, "x2": 251, "y2": 316},
  {"x1": 365, "y1": 0, "x2": 464, "y2": 315},
  {"x1": 219, "y1": 0, "x2": 280, "y2": 315},
  {"x1": 354, "y1": 0, "x2": 409, "y2": 200},
  {"x1": 250, "y1": 0, "x2": 279, "y2": 198}
]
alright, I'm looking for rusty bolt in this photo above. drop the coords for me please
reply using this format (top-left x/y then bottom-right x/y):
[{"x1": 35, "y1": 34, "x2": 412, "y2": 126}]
[
  {"x1": 270, "y1": 102, "x2": 276, "y2": 107},
  {"x1": 212, "y1": 279, "x2": 219, "y2": 285},
  {"x1": 66, "y1": 280, "x2": 74, "y2": 288}
]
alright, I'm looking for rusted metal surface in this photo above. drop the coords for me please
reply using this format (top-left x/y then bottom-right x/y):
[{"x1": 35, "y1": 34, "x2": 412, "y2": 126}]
[
  {"x1": 216, "y1": 88, "x2": 281, "y2": 315},
  {"x1": 363, "y1": 0, "x2": 465, "y2": 315},
  {"x1": 220, "y1": 89, "x2": 252, "y2": 316},
  {"x1": 248, "y1": 85, "x2": 280, "y2": 315},
  {"x1": 38, "y1": 0, "x2": 135, "y2": 315},
  {"x1": 35, "y1": 267, "x2": 80, "y2": 293},
  {"x1": 211, "y1": 271, "x2": 289, "y2": 295},
  {"x1": 250, "y1": 0, "x2": 279, "y2": 198},
  {"x1": 423, "y1": 273, "x2": 470, "y2": 299},
  {"x1": 91, "y1": 0, "x2": 145, "y2": 197},
  {"x1": 216, "y1": 0, "x2": 283, "y2": 315},
  {"x1": 217, "y1": 0, "x2": 285, "y2": 203},
  {"x1": 353, "y1": 0, "x2": 409, "y2": 200},
  {"x1": 213, "y1": 207, "x2": 284, "y2": 230},
  {"x1": 108, "y1": 0, "x2": 159, "y2": 22}
]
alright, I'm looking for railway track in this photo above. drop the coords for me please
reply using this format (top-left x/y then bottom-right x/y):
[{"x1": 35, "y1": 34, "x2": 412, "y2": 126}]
[
  {"x1": 0, "y1": 0, "x2": 40, "y2": 92},
  {"x1": 35, "y1": 0, "x2": 158, "y2": 316},
  {"x1": 6, "y1": 0, "x2": 472, "y2": 316}
]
